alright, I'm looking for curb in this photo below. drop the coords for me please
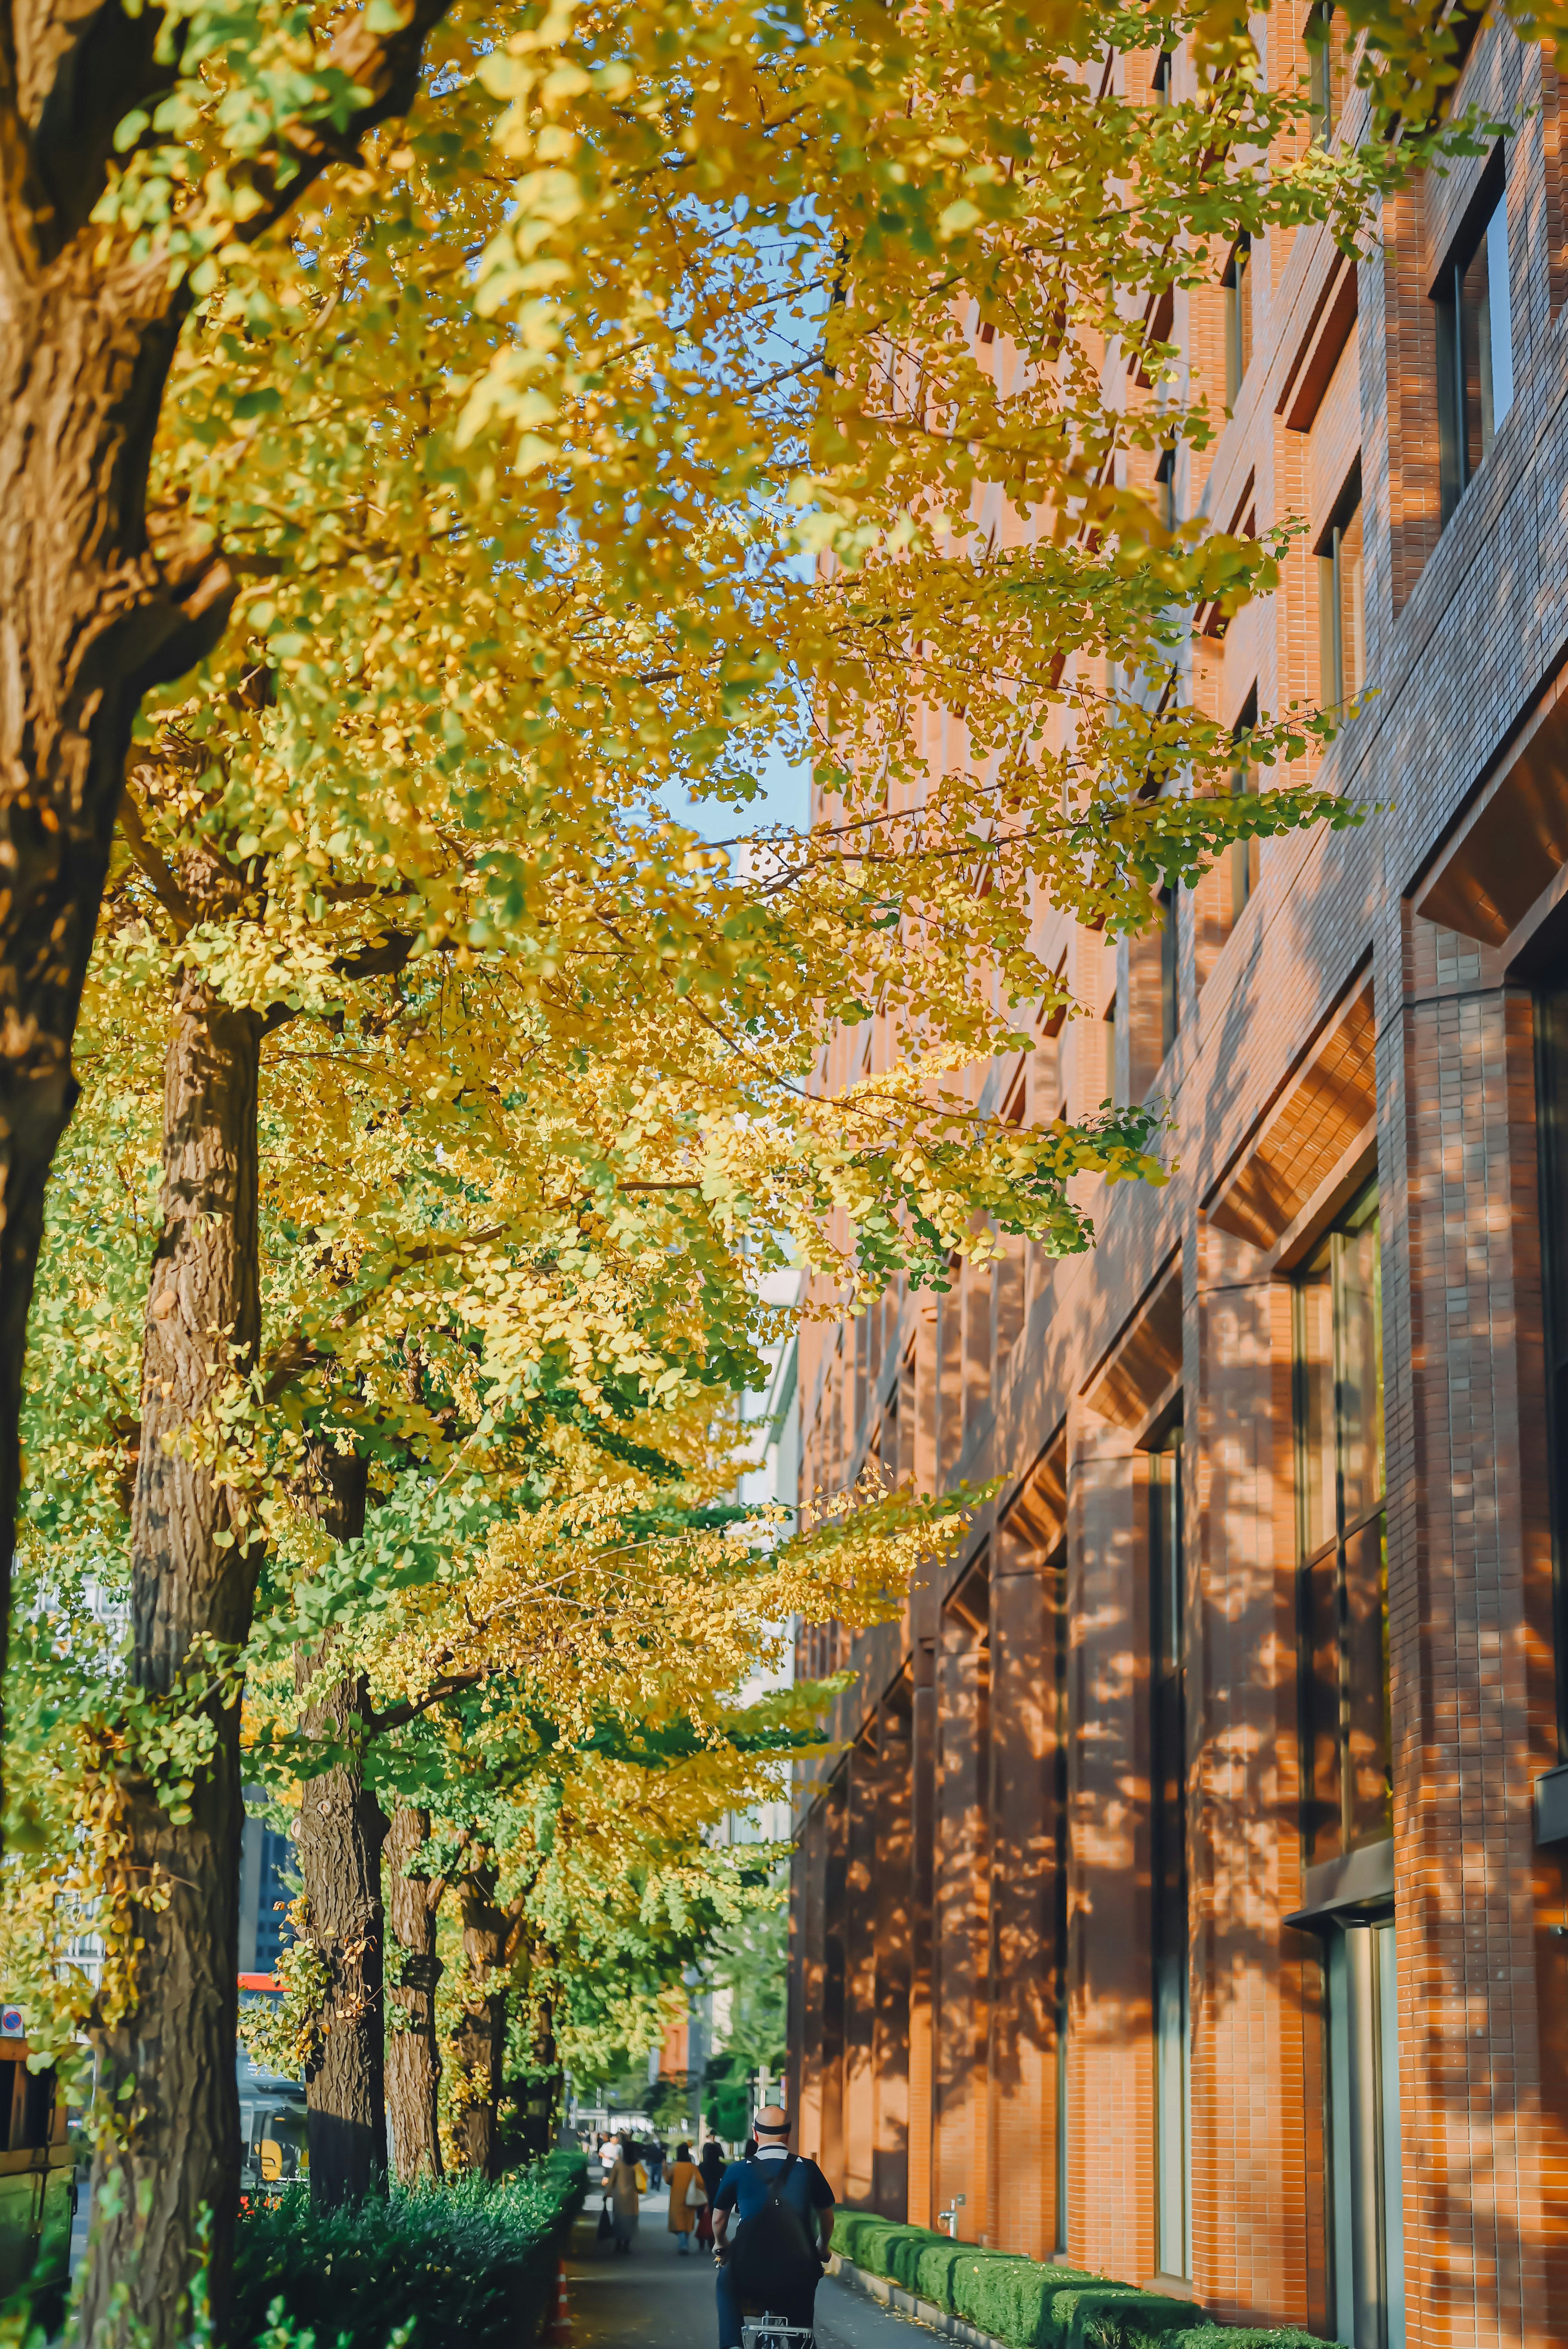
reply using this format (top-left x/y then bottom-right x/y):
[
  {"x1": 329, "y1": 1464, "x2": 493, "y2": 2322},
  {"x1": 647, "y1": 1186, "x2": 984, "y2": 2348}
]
[{"x1": 826, "y1": 2255, "x2": 1011, "y2": 2349}]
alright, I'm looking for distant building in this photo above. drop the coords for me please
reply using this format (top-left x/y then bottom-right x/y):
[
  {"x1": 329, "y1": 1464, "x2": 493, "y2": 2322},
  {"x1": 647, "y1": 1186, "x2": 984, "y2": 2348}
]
[{"x1": 237, "y1": 1805, "x2": 295, "y2": 1977}]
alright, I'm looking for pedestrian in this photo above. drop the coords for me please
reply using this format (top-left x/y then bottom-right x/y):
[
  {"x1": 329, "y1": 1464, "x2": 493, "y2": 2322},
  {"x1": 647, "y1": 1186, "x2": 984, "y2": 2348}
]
[
  {"x1": 696, "y1": 2136, "x2": 725, "y2": 2250},
  {"x1": 667, "y1": 2140, "x2": 702, "y2": 2255},
  {"x1": 606, "y1": 2135, "x2": 645, "y2": 2254},
  {"x1": 647, "y1": 2137, "x2": 665, "y2": 2191},
  {"x1": 712, "y1": 2104, "x2": 834, "y2": 2349}
]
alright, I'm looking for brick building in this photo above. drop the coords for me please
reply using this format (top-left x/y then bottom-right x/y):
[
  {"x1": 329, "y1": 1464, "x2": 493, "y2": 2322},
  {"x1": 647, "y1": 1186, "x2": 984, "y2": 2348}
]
[{"x1": 786, "y1": 16, "x2": 1568, "y2": 2349}]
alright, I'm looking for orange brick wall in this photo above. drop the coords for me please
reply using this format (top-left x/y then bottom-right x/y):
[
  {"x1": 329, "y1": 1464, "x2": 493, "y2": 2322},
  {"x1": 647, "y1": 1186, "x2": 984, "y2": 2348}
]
[{"x1": 787, "y1": 13, "x2": 1568, "y2": 2346}]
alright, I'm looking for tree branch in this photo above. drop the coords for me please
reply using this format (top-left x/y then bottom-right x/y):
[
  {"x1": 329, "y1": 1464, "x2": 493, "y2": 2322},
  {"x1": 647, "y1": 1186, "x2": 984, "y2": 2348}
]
[
  {"x1": 260, "y1": 1223, "x2": 506, "y2": 1402},
  {"x1": 118, "y1": 777, "x2": 197, "y2": 939}
]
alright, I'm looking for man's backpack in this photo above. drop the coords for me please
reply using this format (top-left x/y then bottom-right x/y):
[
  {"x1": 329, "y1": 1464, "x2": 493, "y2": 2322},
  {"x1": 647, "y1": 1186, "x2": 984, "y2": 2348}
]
[{"x1": 727, "y1": 2155, "x2": 820, "y2": 2306}]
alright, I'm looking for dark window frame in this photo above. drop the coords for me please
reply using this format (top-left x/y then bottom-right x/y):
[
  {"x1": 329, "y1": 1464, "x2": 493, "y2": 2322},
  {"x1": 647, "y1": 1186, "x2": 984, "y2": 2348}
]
[
  {"x1": 1155, "y1": 444, "x2": 1177, "y2": 533},
  {"x1": 1222, "y1": 235, "x2": 1252, "y2": 408},
  {"x1": 1049, "y1": 1535, "x2": 1070, "y2": 2255},
  {"x1": 1148, "y1": 1417, "x2": 1189, "y2": 2280},
  {"x1": 1434, "y1": 147, "x2": 1513, "y2": 525},
  {"x1": 1307, "y1": 1, "x2": 1351, "y2": 145},
  {"x1": 1535, "y1": 983, "x2": 1568, "y2": 1760},
  {"x1": 1158, "y1": 887, "x2": 1179, "y2": 1060},
  {"x1": 1292, "y1": 1177, "x2": 1390, "y2": 1868},
  {"x1": 1229, "y1": 684, "x2": 1260, "y2": 923},
  {"x1": 1316, "y1": 459, "x2": 1364, "y2": 713}
]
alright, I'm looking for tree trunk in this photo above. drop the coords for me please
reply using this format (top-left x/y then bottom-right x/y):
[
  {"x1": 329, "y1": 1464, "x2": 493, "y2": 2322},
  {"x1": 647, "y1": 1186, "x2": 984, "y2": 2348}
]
[
  {"x1": 385, "y1": 1805, "x2": 445, "y2": 2184},
  {"x1": 80, "y1": 976, "x2": 262, "y2": 2349},
  {"x1": 0, "y1": 254, "x2": 229, "y2": 1772},
  {"x1": 450, "y1": 1861, "x2": 510, "y2": 2179},
  {"x1": 0, "y1": 0, "x2": 454, "y2": 1835},
  {"x1": 293, "y1": 1446, "x2": 390, "y2": 2204}
]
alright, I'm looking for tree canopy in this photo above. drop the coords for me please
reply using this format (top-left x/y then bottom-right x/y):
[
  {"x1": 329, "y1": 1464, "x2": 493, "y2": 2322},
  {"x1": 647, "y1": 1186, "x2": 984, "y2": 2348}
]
[{"x1": 0, "y1": 0, "x2": 1519, "y2": 2340}]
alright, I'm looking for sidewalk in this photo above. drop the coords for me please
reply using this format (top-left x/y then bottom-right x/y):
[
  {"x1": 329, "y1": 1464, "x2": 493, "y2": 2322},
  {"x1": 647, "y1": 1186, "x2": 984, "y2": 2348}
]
[
  {"x1": 815, "y1": 2273, "x2": 949, "y2": 2349},
  {"x1": 566, "y1": 2192, "x2": 947, "y2": 2349},
  {"x1": 568, "y1": 2187, "x2": 714, "y2": 2349}
]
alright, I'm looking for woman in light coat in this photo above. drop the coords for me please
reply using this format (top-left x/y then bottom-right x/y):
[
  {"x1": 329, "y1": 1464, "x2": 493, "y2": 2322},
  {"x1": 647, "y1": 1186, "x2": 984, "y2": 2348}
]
[
  {"x1": 666, "y1": 2141, "x2": 700, "y2": 2255},
  {"x1": 606, "y1": 2136, "x2": 644, "y2": 2254}
]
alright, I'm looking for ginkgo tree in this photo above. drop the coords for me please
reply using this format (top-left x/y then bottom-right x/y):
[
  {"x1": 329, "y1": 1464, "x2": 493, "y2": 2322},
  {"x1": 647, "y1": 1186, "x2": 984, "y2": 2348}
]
[
  {"x1": 0, "y1": 3, "x2": 1515, "y2": 2345},
  {"x1": 0, "y1": 0, "x2": 1452, "y2": 1633},
  {"x1": 18, "y1": 787, "x2": 1020, "y2": 2337},
  {"x1": 236, "y1": 1476, "x2": 941, "y2": 2181}
]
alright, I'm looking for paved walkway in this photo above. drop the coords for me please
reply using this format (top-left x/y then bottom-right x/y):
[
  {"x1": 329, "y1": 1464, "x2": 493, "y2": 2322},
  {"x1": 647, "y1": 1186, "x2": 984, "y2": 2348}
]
[
  {"x1": 566, "y1": 2185, "x2": 932, "y2": 2349},
  {"x1": 566, "y1": 2187, "x2": 713, "y2": 2349}
]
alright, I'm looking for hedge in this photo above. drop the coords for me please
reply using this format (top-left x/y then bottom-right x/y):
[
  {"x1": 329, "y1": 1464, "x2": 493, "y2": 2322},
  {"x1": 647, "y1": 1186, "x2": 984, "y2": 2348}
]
[
  {"x1": 831, "y1": 2211, "x2": 1334, "y2": 2349},
  {"x1": 233, "y1": 2153, "x2": 588, "y2": 2349}
]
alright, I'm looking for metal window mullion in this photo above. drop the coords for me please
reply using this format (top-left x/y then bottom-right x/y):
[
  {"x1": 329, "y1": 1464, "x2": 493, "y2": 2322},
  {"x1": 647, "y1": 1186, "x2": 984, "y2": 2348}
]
[
  {"x1": 1454, "y1": 261, "x2": 1469, "y2": 490},
  {"x1": 1331, "y1": 1228, "x2": 1355, "y2": 1852}
]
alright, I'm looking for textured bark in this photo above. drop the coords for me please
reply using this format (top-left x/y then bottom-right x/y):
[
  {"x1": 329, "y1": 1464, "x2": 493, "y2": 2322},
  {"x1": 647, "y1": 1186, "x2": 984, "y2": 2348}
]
[
  {"x1": 0, "y1": 0, "x2": 457, "y2": 1879},
  {"x1": 0, "y1": 256, "x2": 228, "y2": 1770},
  {"x1": 450, "y1": 1861, "x2": 510, "y2": 2179},
  {"x1": 385, "y1": 1805, "x2": 445, "y2": 2184},
  {"x1": 292, "y1": 1444, "x2": 390, "y2": 2204},
  {"x1": 81, "y1": 976, "x2": 263, "y2": 2349}
]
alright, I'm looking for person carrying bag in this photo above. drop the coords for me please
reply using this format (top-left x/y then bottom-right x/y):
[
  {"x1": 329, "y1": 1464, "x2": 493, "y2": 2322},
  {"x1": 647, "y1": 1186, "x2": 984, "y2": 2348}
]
[
  {"x1": 711, "y1": 2106, "x2": 834, "y2": 2349},
  {"x1": 668, "y1": 2142, "x2": 703, "y2": 2256},
  {"x1": 606, "y1": 2137, "x2": 644, "y2": 2255}
]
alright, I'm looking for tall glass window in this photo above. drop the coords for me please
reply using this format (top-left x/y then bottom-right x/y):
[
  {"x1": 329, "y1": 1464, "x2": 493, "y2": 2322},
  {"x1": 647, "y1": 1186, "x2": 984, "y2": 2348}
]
[
  {"x1": 1436, "y1": 166, "x2": 1513, "y2": 522},
  {"x1": 1294, "y1": 1182, "x2": 1390, "y2": 1868},
  {"x1": 1223, "y1": 236, "x2": 1252, "y2": 408},
  {"x1": 1535, "y1": 978, "x2": 1568, "y2": 1754},
  {"x1": 1158, "y1": 889, "x2": 1179, "y2": 1060},
  {"x1": 1317, "y1": 467, "x2": 1365, "y2": 712},
  {"x1": 1228, "y1": 686, "x2": 1260, "y2": 923},
  {"x1": 1149, "y1": 1422, "x2": 1189, "y2": 2280},
  {"x1": 1051, "y1": 1538, "x2": 1070, "y2": 2254},
  {"x1": 1308, "y1": 2, "x2": 1352, "y2": 143},
  {"x1": 1324, "y1": 1919, "x2": 1405, "y2": 2349}
]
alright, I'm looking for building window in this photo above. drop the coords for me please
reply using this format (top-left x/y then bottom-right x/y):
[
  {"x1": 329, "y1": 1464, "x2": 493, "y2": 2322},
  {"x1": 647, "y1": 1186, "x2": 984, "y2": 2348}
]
[
  {"x1": 1152, "y1": 49, "x2": 1172, "y2": 107},
  {"x1": 1308, "y1": 2, "x2": 1352, "y2": 143},
  {"x1": 1317, "y1": 465, "x2": 1365, "y2": 711},
  {"x1": 1158, "y1": 889, "x2": 1179, "y2": 1059},
  {"x1": 1149, "y1": 1420, "x2": 1189, "y2": 2281},
  {"x1": 1102, "y1": 992, "x2": 1118, "y2": 1108},
  {"x1": 1229, "y1": 686, "x2": 1260, "y2": 923},
  {"x1": 1050, "y1": 1536, "x2": 1070, "y2": 2255},
  {"x1": 1223, "y1": 236, "x2": 1252, "y2": 408},
  {"x1": 1294, "y1": 1179, "x2": 1390, "y2": 1869},
  {"x1": 1323, "y1": 1918, "x2": 1405, "y2": 2349},
  {"x1": 1535, "y1": 978, "x2": 1568, "y2": 1755},
  {"x1": 255, "y1": 1825, "x2": 296, "y2": 1972},
  {"x1": 1436, "y1": 161, "x2": 1514, "y2": 523},
  {"x1": 1155, "y1": 446, "x2": 1177, "y2": 533}
]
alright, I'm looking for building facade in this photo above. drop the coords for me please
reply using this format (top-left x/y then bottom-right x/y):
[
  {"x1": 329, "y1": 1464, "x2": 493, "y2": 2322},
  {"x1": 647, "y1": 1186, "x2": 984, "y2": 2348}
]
[{"x1": 787, "y1": 18, "x2": 1568, "y2": 2349}]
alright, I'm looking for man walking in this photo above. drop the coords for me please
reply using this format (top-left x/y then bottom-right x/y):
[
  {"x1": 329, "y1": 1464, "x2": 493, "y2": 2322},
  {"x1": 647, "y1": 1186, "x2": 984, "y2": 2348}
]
[{"x1": 712, "y1": 2106, "x2": 834, "y2": 2348}]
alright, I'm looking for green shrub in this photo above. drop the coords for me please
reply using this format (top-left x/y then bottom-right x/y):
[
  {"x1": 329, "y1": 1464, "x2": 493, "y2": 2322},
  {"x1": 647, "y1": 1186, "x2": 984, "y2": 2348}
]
[
  {"x1": 878, "y1": 2226, "x2": 939, "y2": 2283},
  {"x1": 843, "y1": 2219, "x2": 942, "y2": 2292},
  {"x1": 965, "y1": 2260, "x2": 1105, "y2": 2347},
  {"x1": 1067, "y1": 2294, "x2": 1200, "y2": 2349},
  {"x1": 947, "y1": 2249, "x2": 1035, "y2": 2339},
  {"x1": 832, "y1": 2213, "x2": 892, "y2": 2269},
  {"x1": 1144, "y1": 2333, "x2": 1333, "y2": 2349},
  {"x1": 829, "y1": 2213, "x2": 866, "y2": 2264},
  {"x1": 233, "y1": 2164, "x2": 581, "y2": 2349},
  {"x1": 836, "y1": 2215, "x2": 1336, "y2": 2349}
]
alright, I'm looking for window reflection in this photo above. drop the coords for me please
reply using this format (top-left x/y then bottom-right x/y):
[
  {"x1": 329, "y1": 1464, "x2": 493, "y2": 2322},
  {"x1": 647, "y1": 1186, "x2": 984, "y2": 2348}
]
[
  {"x1": 1317, "y1": 471, "x2": 1365, "y2": 712},
  {"x1": 1294, "y1": 1182, "x2": 1390, "y2": 1866},
  {"x1": 1436, "y1": 167, "x2": 1513, "y2": 522}
]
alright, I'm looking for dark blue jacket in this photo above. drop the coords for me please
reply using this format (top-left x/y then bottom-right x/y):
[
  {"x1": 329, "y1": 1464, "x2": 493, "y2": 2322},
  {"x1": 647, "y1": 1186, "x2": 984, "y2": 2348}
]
[{"x1": 714, "y1": 2152, "x2": 835, "y2": 2229}]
